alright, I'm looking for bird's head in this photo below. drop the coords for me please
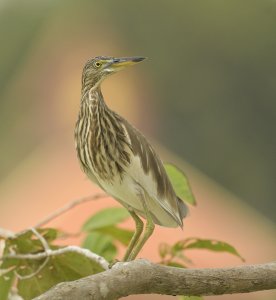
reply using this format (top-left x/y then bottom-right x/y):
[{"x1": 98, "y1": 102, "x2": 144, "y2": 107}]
[{"x1": 82, "y1": 56, "x2": 146, "y2": 90}]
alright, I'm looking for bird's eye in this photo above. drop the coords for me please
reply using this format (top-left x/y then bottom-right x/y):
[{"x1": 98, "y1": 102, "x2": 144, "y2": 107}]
[{"x1": 94, "y1": 61, "x2": 102, "y2": 68}]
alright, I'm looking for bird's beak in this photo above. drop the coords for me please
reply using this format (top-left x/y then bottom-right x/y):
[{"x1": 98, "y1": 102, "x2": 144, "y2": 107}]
[{"x1": 108, "y1": 57, "x2": 146, "y2": 71}]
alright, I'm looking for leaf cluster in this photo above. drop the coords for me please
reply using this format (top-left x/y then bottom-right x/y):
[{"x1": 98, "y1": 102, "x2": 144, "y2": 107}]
[
  {"x1": 0, "y1": 164, "x2": 243, "y2": 300},
  {"x1": 0, "y1": 229, "x2": 104, "y2": 300},
  {"x1": 159, "y1": 238, "x2": 244, "y2": 269}
]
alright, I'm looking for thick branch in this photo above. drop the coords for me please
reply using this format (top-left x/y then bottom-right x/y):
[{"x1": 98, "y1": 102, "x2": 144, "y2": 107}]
[{"x1": 34, "y1": 260, "x2": 276, "y2": 300}]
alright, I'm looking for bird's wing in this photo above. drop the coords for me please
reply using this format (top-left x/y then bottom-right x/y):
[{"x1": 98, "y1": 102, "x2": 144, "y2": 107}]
[{"x1": 120, "y1": 118, "x2": 187, "y2": 227}]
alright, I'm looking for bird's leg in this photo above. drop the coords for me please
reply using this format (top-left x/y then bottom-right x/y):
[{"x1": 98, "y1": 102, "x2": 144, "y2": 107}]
[
  {"x1": 123, "y1": 209, "x2": 144, "y2": 261},
  {"x1": 128, "y1": 197, "x2": 155, "y2": 260}
]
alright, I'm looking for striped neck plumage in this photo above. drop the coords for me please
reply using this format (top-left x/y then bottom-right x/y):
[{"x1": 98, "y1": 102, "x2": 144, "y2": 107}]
[
  {"x1": 76, "y1": 79, "x2": 131, "y2": 182},
  {"x1": 81, "y1": 69, "x2": 103, "y2": 96},
  {"x1": 80, "y1": 86, "x2": 109, "y2": 125},
  {"x1": 81, "y1": 63, "x2": 111, "y2": 113},
  {"x1": 81, "y1": 71, "x2": 106, "y2": 108}
]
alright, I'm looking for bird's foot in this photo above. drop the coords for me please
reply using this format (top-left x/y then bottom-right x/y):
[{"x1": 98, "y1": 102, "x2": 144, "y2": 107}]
[{"x1": 108, "y1": 259, "x2": 120, "y2": 269}]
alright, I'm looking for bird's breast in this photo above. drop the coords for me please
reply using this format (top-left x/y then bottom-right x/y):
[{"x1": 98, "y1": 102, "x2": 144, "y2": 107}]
[{"x1": 75, "y1": 113, "x2": 132, "y2": 185}]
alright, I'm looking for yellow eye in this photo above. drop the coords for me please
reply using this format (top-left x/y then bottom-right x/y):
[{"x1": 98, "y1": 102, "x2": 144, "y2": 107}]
[{"x1": 94, "y1": 61, "x2": 102, "y2": 68}]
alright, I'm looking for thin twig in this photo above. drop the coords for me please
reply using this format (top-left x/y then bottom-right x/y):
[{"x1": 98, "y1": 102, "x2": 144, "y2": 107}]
[
  {"x1": 0, "y1": 228, "x2": 16, "y2": 239},
  {"x1": 34, "y1": 193, "x2": 106, "y2": 228},
  {"x1": 1, "y1": 196, "x2": 110, "y2": 279},
  {"x1": 14, "y1": 228, "x2": 51, "y2": 280},
  {"x1": 0, "y1": 266, "x2": 16, "y2": 277},
  {"x1": 31, "y1": 228, "x2": 50, "y2": 250},
  {"x1": 15, "y1": 256, "x2": 49, "y2": 281},
  {"x1": 2, "y1": 246, "x2": 109, "y2": 270}
]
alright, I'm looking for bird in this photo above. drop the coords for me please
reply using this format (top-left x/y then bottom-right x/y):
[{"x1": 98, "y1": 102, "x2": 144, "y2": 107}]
[{"x1": 75, "y1": 56, "x2": 188, "y2": 261}]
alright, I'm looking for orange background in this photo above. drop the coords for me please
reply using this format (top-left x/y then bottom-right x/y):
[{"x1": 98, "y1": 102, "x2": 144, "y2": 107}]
[{"x1": 0, "y1": 1, "x2": 275, "y2": 299}]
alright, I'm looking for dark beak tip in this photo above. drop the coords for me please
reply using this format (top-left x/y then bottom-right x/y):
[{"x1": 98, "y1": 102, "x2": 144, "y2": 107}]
[
  {"x1": 112, "y1": 56, "x2": 147, "y2": 65},
  {"x1": 133, "y1": 57, "x2": 147, "y2": 62}
]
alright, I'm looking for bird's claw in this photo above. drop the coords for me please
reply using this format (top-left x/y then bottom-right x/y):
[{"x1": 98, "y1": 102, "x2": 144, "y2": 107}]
[{"x1": 108, "y1": 259, "x2": 120, "y2": 269}]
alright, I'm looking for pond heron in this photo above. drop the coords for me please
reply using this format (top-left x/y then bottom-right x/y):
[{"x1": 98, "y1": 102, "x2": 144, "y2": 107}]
[{"x1": 75, "y1": 56, "x2": 188, "y2": 260}]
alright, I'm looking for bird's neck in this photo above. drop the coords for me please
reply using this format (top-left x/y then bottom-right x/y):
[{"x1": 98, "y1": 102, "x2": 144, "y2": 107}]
[
  {"x1": 76, "y1": 83, "x2": 131, "y2": 182},
  {"x1": 81, "y1": 72, "x2": 102, "y2": 96},
  {"x1": 83, "y1": 86, "x2": 104, "y2": 104},
  {"x1": 80, "y1": 86, "x2": 108, "y2": 120}
]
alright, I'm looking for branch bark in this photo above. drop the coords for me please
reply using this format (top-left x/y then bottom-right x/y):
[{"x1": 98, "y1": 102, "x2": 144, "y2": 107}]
[{"x1": 34, "y1": 260, "x2": 276, "y2": 300}]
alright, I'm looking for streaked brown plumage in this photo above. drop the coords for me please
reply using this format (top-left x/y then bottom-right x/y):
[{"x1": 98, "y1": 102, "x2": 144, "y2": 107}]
[{"x1": 75, "y1": 56, "x2": 188, "y2": 260}]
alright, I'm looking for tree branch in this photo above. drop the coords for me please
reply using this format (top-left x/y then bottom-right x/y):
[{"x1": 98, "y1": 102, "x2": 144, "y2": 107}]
[
  {"x1": 2, "y1": 246, "x2": 109, "y2": 271},
  {"x1": 34, "y1": 260, "x2": 276, "y2": 300},
  {"x1": 34, "y1": 193, "x2": 106, "y2": 228}
]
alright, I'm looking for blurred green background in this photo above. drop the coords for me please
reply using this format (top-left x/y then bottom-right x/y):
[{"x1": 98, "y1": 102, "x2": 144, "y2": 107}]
[{"x1": 0, "y1": 0, "x2": 275, "y2": 222}]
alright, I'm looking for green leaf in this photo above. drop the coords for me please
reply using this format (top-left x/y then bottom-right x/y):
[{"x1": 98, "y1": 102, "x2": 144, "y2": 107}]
[
  {"x1": 37, "y1": 228, "x2": 59, "y2": 243},
  {"x1": 158, "y1": 243, "x2": 171, "y2": 259},
  {"x1": 17, "y1": 249, "x2": 104, "y2": 300},
  {"x1": 184, "y1": 238, "x2": 244, "y2": 261},
  {"x1": 82, "y1": 232, "x2": 117, "y2": 261},
  {"x1": 82, "y1": 207, "x2": 130, "y2": 231},
  {"x1": 95, "y1": 226, "x2": 134, "y2": 246},
  {"x1": 6, "y1": 229, "x2": 57, "y2": 258},
  {"x1": 172, "y1": 240, "x2": 186, "y2": 254},
  {"x1": 179, "y1": 296, "x2": 203, "y2": 300},
  {"x1": 164, "y1": 163, "x2": 196, "y2": 205},
  {"x1": 2, "y1": 228, "x2": 104, "y2": 300},
  {"x1": 0, "y1": 270, "x2": 14, "y2": 300},
  {"x1": 0, "y1": 243, "x2": 15, "y2": 300}
]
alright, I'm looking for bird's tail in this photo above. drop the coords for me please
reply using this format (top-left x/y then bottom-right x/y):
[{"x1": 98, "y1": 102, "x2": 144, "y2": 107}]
[{"x1": 177, "y1": 197, "x2": 188, "y2": 220}]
